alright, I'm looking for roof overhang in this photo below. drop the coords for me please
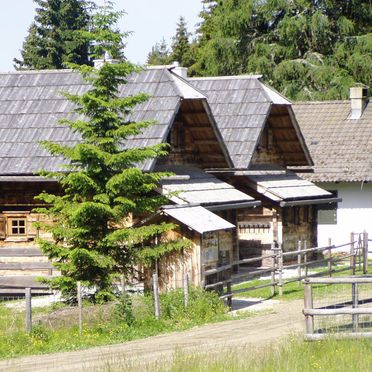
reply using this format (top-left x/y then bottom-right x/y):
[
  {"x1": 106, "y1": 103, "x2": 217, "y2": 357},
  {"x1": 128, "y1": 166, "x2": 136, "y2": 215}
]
[
  {"x1": 280, "y1": 197, "x2": 341, "y2": 207},
  {"x1": 161, "y1": 205, "x2": 235, "y2": 234},
  {"x1": 205, "y1": 200, "x2": 261, "y2": 211},
  {"x1": 157, "y1": 166, "x2": 257, "y2": 208},
  {"x1": 0, "y1": 176, "x2": 57, "y2": 182},
  {"x1": 211, "y1": 169, "x2": 338, "y2": 207}
]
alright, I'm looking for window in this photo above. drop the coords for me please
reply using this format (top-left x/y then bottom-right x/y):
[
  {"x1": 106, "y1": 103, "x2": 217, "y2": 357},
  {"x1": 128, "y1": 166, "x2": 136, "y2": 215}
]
[
  {"x1": 8, "y1": 218, "x2": 27, "y2": 236},
  {"x1": 317, "y1": 190, "x2": 338, "y2": 225}
]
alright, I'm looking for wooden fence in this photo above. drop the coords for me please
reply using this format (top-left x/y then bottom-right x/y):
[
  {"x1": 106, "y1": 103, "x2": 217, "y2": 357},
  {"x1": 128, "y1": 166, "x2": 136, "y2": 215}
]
[
  {"x1": 205, "y1": 232, "x2": 369, "y2": 306},
  {"x1": 303, "y1": 277, "x2": 372, "y2": 340}
]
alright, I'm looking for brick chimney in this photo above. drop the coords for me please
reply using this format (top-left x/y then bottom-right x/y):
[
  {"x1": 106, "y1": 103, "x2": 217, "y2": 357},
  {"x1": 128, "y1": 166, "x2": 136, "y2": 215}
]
[{"x1": 349, "y1": 86, "x2": 369, "y2": 119}]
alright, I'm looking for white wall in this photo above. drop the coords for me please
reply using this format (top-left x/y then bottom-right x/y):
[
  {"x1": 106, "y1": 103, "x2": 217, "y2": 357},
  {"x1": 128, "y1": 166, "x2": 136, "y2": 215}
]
[{"x1": 316, "y1": 182, "x2": 372, "y2": 249}]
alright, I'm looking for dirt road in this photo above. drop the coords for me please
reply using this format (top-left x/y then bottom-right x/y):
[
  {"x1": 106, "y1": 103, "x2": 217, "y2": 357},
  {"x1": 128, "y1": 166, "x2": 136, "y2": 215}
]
[{"x1": 0, "y1": 298, "x2": 305, "y2": 372}]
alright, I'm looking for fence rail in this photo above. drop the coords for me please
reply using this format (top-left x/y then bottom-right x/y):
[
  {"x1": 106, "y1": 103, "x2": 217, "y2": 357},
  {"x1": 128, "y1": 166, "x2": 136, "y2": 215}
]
[
  {"x1": 205, "y1": 231, "x2": 369, "y2": 306},
  {"x1": 303, "y1": 276, "x2": 372, "y2": 340}
]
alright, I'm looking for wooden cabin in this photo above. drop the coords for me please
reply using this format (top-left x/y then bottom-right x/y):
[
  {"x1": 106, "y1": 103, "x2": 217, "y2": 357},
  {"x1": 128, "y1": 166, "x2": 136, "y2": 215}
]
[
  {"x1": 0, "y1": 64, "x2": 339, "y2": 289},
  {"x1": 189, "y1": 75, "x2": 339, "y2": 259},
  {"x1": 0, "y1": 67, "x2": 258, "y2": 289}
]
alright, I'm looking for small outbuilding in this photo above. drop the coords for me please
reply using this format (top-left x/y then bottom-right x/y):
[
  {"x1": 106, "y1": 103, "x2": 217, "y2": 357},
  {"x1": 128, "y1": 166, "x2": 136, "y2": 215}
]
[{"x1": 142, "y1": 205, "x2": 236, "y2": 291}]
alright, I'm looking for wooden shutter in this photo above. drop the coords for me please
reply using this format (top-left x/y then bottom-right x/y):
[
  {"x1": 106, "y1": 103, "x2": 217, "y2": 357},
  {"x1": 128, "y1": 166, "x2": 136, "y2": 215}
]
[{"x1": 27, "y1": 214, "x2": 38, "y2": 238}]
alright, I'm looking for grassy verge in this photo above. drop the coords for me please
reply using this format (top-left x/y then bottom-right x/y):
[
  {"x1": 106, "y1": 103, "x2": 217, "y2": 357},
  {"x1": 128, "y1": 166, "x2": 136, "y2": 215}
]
[
  {"x1": 0, "y1": 286, "x2": 255, "y2": 360},
  {"x1": 127, "y1": 335, "x2": 372, "y2": 372},
  {"x1": 233, "y1": 260, "x2": 372, "y2": 301}
]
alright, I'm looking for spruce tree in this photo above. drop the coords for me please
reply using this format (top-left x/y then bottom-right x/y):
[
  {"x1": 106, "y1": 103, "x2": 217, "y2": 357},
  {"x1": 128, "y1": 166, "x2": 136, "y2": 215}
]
[
  {"x1": 169, "y1": 17, "x2": 194, "y2": 67},
  {"x1": 192, "y1": 0, "x2": 372, "y2": 100},
  {"x1": 81, "y1": 1, "x2": 126, "y2": 60},
  {"x1": 36, "y1": 2, "x2": 190, "y2": 301},
  {"x1": 14, "y1": 0, "x2": 91, "y2": 70},
  {"x1": 37, "y1": 62, "x2": 189, "y2": 301},
  {"x1": 147, "y1": 38, "x2": 170, "y2": 65}
]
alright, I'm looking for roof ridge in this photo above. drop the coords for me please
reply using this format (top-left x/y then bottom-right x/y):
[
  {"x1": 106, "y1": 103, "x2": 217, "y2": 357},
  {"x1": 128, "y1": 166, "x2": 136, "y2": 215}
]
[
  {"x1": 294, "y1": 100, "x2": 350, "y2": 105},
  {"x1": 189, "y1": 74, "x2": 262, "y2": 81},
  {"x1": 168, "y1": 70, "x2": 206, "y2": 100},
  {"x1": 0, "y1": 69, "x2": 74, "y2": 75}
]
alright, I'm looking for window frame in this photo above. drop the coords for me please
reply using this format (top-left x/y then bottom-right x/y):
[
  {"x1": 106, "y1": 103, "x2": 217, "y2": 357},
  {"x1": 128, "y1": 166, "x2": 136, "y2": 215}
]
[{"x1": 7, "y1": 217, "x2": 27, "y2": 236}]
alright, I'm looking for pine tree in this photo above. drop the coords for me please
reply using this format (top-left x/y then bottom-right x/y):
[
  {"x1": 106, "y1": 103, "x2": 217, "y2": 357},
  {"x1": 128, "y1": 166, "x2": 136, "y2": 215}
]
[
  {"x1": 169, "y1": 17, "x2": 194, "y2": 67},
  {"x1": 147, "y1": 38, "x2": 170, "y2": 65},
  {"x1": 14, "y1": 0, "x2": 91, "y2": 70}
]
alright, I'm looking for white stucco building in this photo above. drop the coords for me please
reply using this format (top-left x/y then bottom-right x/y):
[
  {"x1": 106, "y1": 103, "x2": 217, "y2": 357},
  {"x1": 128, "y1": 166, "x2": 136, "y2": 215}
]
[{"x1": 293, "y1": 87, "x2": 372, "y2": 248}]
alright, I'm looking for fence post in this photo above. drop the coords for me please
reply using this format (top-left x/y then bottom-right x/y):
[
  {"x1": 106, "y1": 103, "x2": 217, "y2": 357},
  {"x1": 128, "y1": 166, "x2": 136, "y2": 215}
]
[
  {"x1": 350, "y1": 232, "x2": 356, "y2": 275},
  {"x1": 352, "y1": 282, "x2": 359, "y2": 332},
  {"x1": 77, "y1": 281, "x2": 82, "y2": 336},
  {"x1": 25, "y1": 287, "x2": 32, "y2": 333},
  {"x1": 297, "y1": 240, "x2": 302, "y2": 285},
  {"x1": 363, "y1": 231, "x2": 368, "y2": 274},
  {"x1": 278, "y1": 244, "x2": 283, "y2": 296},
  {"x1": 153, "y1": 269, "x2": 160, "y2": 319},
  {"x1": 271, "y1": 246, "x2": 276, "y2": 296},
  {"x1": 358, "y1": 233, "x2": 362, "y2": 271},
  {"x1": 328, "y1": 238, "x2": 332, "y2": 277},
  {"x1": 226, "y1": 281, "x2": 232, "y2": 310},
  {"x1": 304, "y1": 240, "x2": 308, "y2": 278},
  {"x1": 183, "y1": 272, "x2": 189, "y2": 307},
  {"x1": 121, "y1": 275, "x2": 126, "y2": 295},
  {"x1": 304, "y1": 280, "x2": 314, "y2": 336}
]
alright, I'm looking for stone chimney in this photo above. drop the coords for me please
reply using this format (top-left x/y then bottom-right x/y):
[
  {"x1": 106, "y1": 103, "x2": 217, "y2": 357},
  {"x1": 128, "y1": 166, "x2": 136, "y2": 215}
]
[
  {"x1": 349, "y1": 86, "x2": 369, "y2": 119},
  {"x1": 170, "y1": 61, "x2": 188, "y2": 79},
  {"x1": 93, "y1": 51, "x2": 119, "y2": 69}
]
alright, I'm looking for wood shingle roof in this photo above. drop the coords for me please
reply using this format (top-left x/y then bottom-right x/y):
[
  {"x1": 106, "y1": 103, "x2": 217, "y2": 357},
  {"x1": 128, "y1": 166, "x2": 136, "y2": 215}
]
[
  {"x1": 293, "y1": 100, "x2": 372, "y2": 182},
  {"x1": 189, "y1": 75, "x2": 311, "y2": 169},
  {"x1": 0, "y1": 68, "x2": 206, "y2": 175}
]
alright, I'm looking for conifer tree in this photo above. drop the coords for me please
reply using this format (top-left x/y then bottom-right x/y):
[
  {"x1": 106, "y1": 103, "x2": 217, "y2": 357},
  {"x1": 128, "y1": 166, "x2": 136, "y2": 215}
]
[
  {"x1": 36, "y1": 2, "x2": 190, "y2": 301},
  {"x1": 14, "y1": 0, "x2": 91, "y2": 70},
  {"x1": 147, "y1": 38, "x2": 170, "y2": 65},
  {"x1": 192, "y1": 0, "x2": 372, "y2": 100},
  {"x1": 81, "y1": 0, "x2": 127, "y2": 60},
  {"x1": 169, "y1": 17, "x2": 194, "y2": 67},
  {"x1": 37, "y1": 62, "x2": 190, "y2": 301}
]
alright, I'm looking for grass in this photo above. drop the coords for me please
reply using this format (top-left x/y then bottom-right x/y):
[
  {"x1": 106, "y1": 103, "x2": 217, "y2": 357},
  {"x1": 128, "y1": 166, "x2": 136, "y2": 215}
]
[
  {"x1": 232, "y1": 259, "x2": 372, "y2": 301},
  {"x1": 129, "y1": 335, "x2": 372, "y2": 372},
  {"x1": 0, "y1": 286, "x2": 256, "y2": 360}
]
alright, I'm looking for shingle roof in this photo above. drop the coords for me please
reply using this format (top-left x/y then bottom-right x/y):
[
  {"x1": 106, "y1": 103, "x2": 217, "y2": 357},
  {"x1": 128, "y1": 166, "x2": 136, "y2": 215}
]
[
  {"x1": 293, "y1": 101, "x2": 372, "y2": 182},
  {"x1": 157, "y1": 165, "x2": 256, "y2": 206},
  {"x1": 0, "y1": 68, "x2": 205, "y2": 175},
  {"x1": 161, "y1": 205, "x2": 235, "y2": 234},
  {"x1": 245, "y1": 171, "x2": 332, "y2": 202},
  {"x1": 189, "y1": 76, "x2": 307, "y2": 169}
]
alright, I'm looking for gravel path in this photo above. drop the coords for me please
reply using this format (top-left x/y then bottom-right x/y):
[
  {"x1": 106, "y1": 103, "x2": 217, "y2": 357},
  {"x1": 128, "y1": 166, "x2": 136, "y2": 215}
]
[{"x1": 0, "y1": 298, "x2": 305, "y2": 372}]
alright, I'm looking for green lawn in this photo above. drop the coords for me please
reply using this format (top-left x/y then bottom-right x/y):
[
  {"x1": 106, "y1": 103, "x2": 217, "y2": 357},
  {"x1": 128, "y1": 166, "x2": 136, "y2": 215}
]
[
  {"x1": 232, "y1": 260, "x2": 372, "y2": 301},
  {"x1": 0, "y1": 287, "x2": 254, "y2": 359},
  {"x1": 134, "y1": 336, "x2": 372, "y2": 372}
]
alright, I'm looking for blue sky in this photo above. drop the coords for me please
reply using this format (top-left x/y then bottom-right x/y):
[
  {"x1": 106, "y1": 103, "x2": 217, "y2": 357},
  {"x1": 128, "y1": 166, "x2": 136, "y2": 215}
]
[{"x1": 0, "y1": 0, "x2": 202, "y2": 71}]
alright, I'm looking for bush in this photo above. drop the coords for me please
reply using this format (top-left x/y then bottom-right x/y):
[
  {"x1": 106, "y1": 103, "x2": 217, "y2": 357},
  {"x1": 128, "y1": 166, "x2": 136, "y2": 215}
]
[
  {"x1": 113, "y1": 292, "x2": 135, "y2": 325},
  {"x1": 160, "y1": 286, "x2": 227, "y2": 323}
]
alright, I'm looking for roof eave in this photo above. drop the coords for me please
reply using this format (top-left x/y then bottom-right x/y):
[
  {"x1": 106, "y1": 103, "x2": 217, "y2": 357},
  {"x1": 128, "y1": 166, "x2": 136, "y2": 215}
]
[
  {"x1": 287, "y1": 105, "x2": 314, "y2": 166},
  {"x1": 280, "y1": 197, "x2": 342, "y2": 207}
]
